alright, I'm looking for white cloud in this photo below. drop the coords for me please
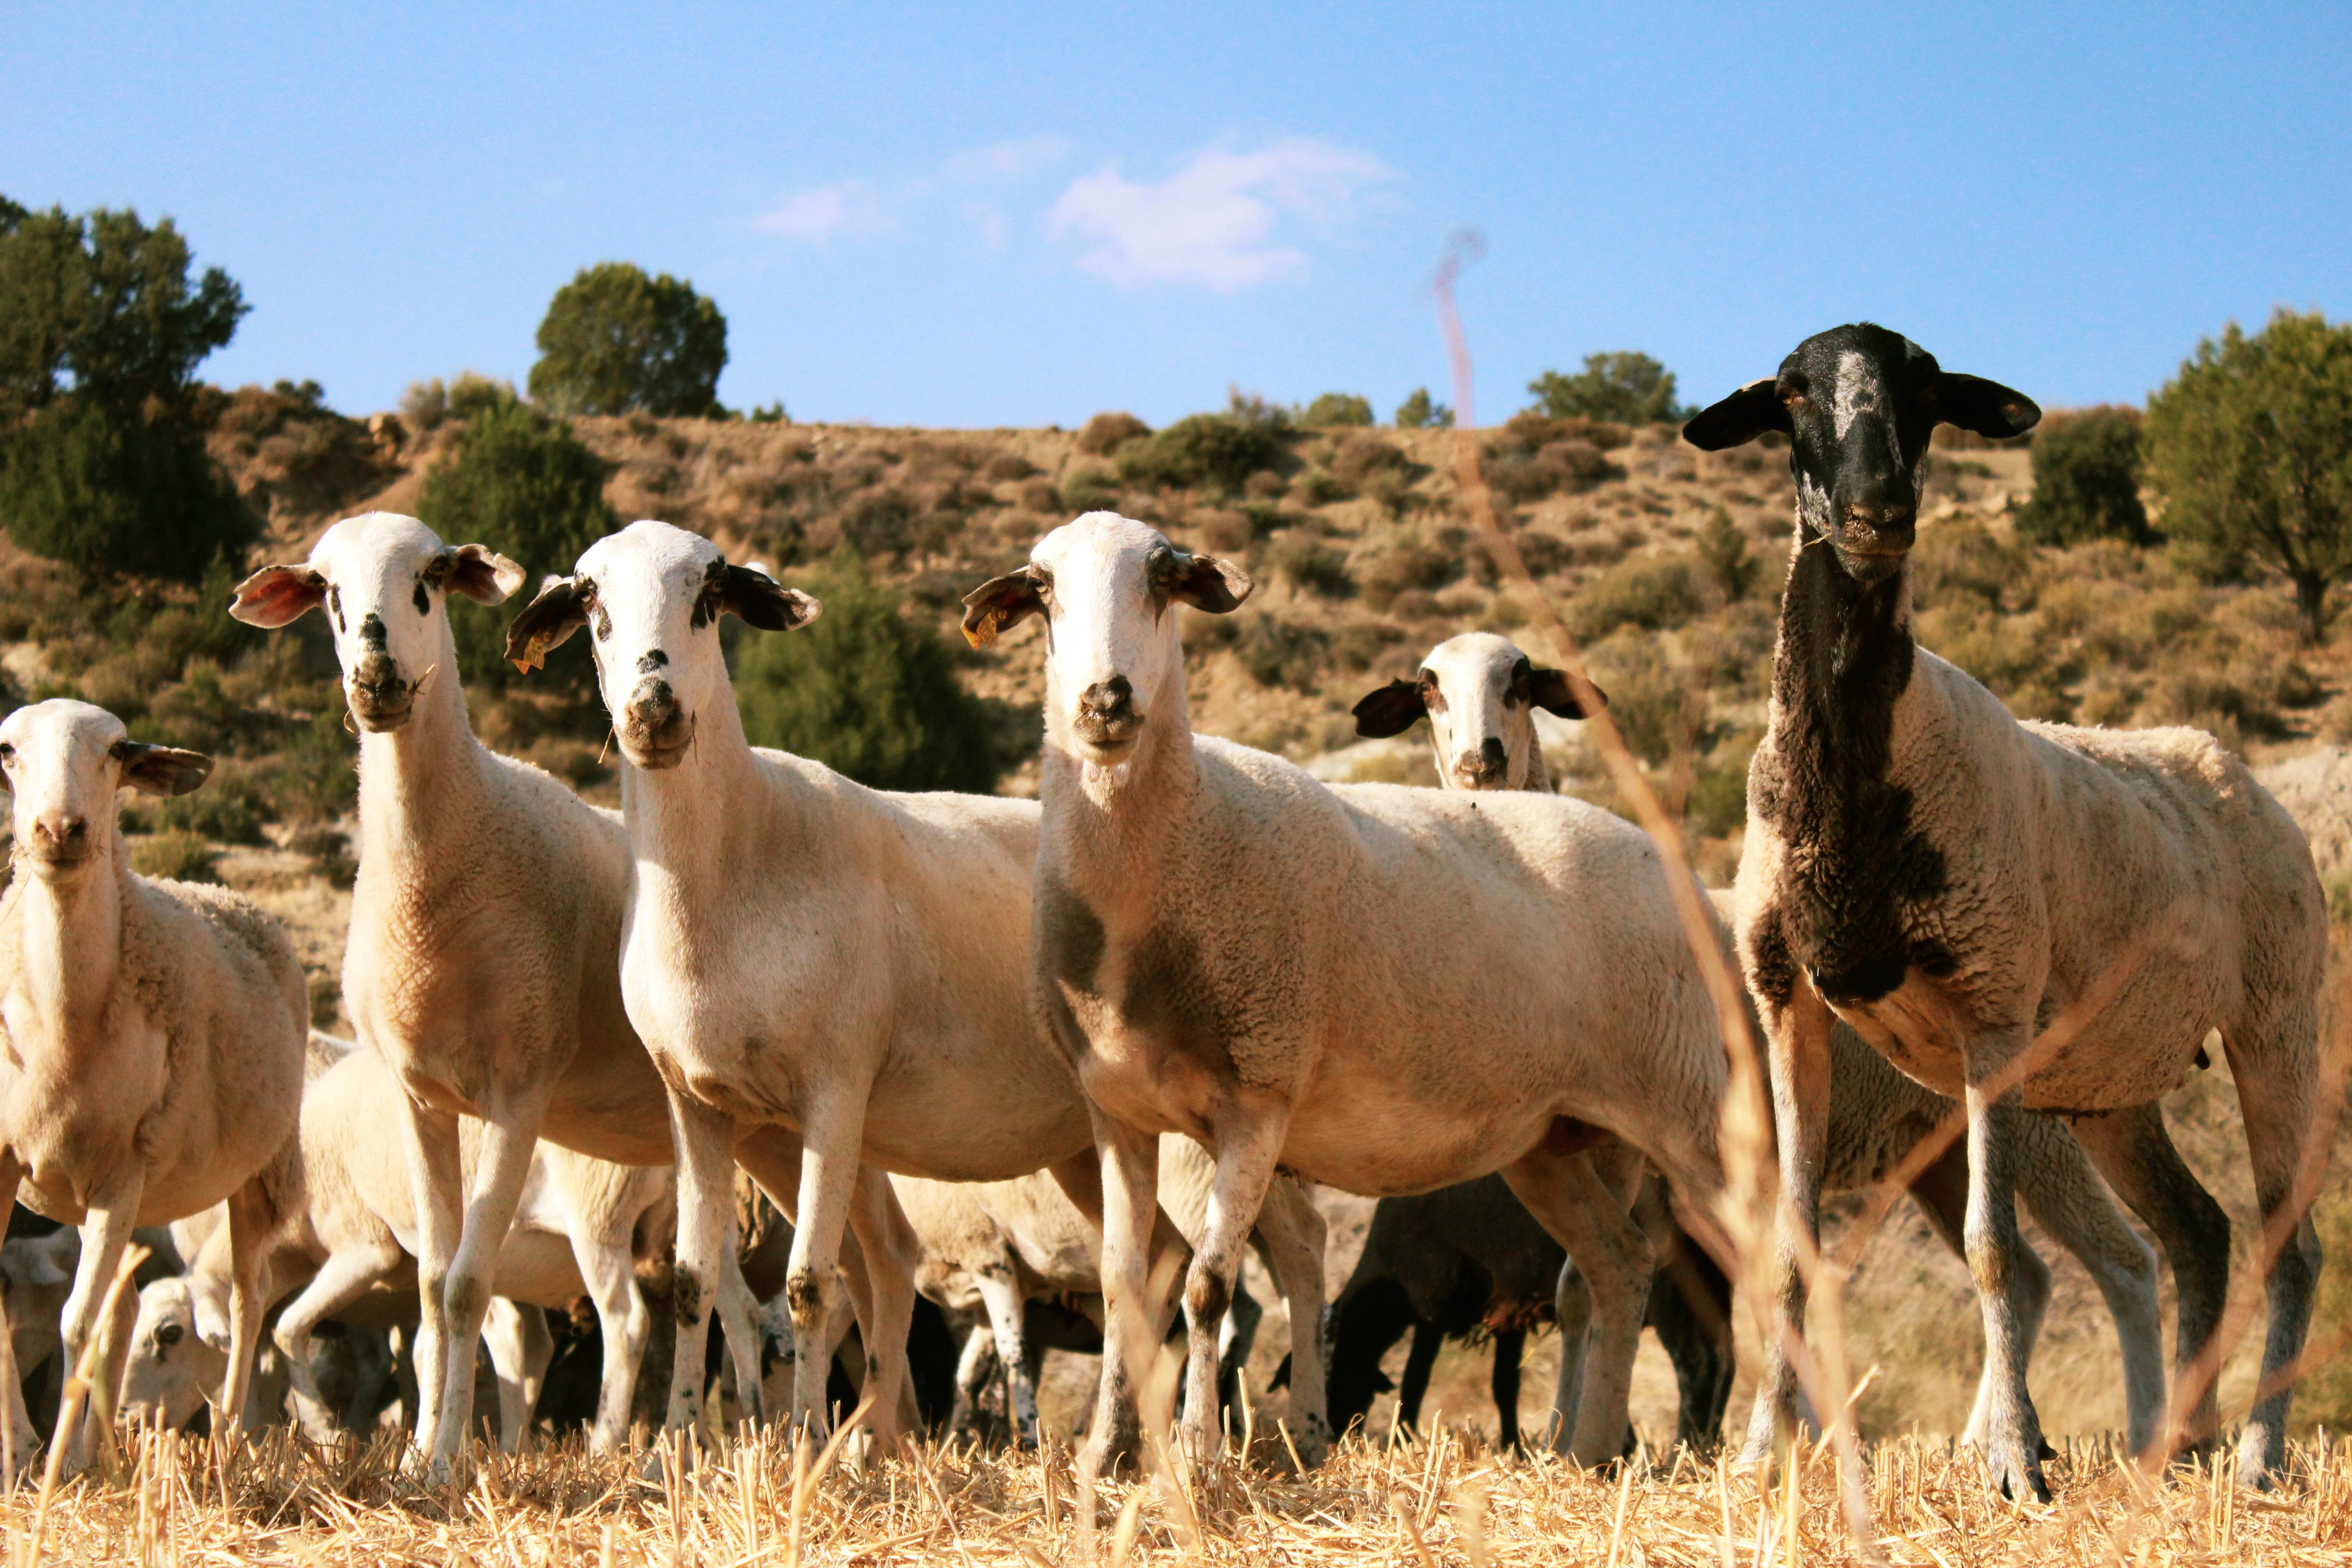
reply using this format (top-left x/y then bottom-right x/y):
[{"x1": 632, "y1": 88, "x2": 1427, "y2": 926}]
[
  {"x1": 941, "y1": 136, "x2": 1071, "y2": 184},
  {"x1": 751, "y1": 180, "x2": 895, "y2": 246},
  {"x1": 1044, "y1": 137, "x2": 1395, "y2": 292}
]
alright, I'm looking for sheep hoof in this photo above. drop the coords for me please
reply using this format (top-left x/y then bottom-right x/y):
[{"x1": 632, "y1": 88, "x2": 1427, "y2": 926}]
[{"x1": 1984, "y1": 1433, "x2": 2051, "y2": 1504}]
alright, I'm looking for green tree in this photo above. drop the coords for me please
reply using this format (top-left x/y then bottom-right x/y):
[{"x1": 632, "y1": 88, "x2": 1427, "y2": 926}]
[
  {"x1": 527, "y1": 262, "x2": 729, "y2": 418},
  {"x1": 0, "y1": 197, "x2": 252, "y2": 580},
  {"x1": 733, "y1": 558, "x2": 1010, "y2": 793},
  {"x1": 1301, "y1": 392, "x2": 1372, "y2": 428},
  {"x1": 417, "y1": 400, "x2": 617, "y2": 692},
  {"x1": 2146, "y1": 310, "x2": 2352, "y2": 641},
  {"x1": 2015, "y1": 406, "x2": 2151, "y2": 547},
  {"x1": 1394, "y1": 387, "x2": 1453, "y2": 429},
  {"x1": 1527, "y1": 352, "x2": 1684, "y2": 424}
]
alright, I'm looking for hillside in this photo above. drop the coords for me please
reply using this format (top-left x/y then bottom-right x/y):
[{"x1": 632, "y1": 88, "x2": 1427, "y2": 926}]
[{"x1": 5, "y1": 382, "x2": 2352, "y2": 1447}]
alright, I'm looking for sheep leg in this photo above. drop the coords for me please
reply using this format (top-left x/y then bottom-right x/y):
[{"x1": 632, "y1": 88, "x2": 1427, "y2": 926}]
[
  {"x1": 427, "y1": 1102, "x2": 544, "y2": 1475},
  {"x1": 1960, "y1": 1076, "x2": 2049, "y2": 1502},
  {"x1": 664, "y1": 1092, "x2": 738, "y2": 1443},
  {"x1": 0, "y1": 1154, "x2": 34, "y2": 1478},
  {"x1": 567, "y1": 1199, "x2": 650, "y2": 1455},
  {"x1": 1395, "y1": 1323, "x2": 1442, "y2": 1434},
  {"x1": 715, "y1": 1235, "x2": 767, "y2": 1437},
  {"x1": 949, "y1": 1322, "x2": 997, "y2": 1436},
  {"x1": 1179, "y1": 1114, "x2": 1291, "y2": 1468},
  {"x1": 57, "y1": 1171, "x2": 146, "y2": 1476},
  {"x1": 1549, "y1": 1260, "x2": 1592, "y2": 1451},
  {"x1": 2068, "y1": 1100, "x2": 2232, "y2": 1457},
  {"x1": 1247, "y1": 1178, "x2": 1330, "y2": 1459},
  {"x1": 1740, "y1": 978, "x2": 1833, "y2": 1468},
  {"x1": 395, "y1": 1096, "x2": 465, "y2": 1464},
  {"x1": 973, "y1": 1267, "x2": 1038, "y2": 1447},
  {"x1": 1903, "y1": 1140, "x2": 2052, "y2": 1455},
  {"x1": 480, "y1": 1298, "x2": 552, "y2": 1455},
  {"x1": 2013, "y1": 1122, "x2": 2162, "y2": 1461},
  {"x1": 270, "y1": 1243, "x2": 403, "y2": 1441},
  {"x1": 1080, "y1": 1112, "x2": 1166, "y2": 1486},
  {"x1": 1490, "y1": 1328, "x2": 1525, "y2": 1453},
  {"x1": 838, "y1": 1166, "x2": 918, "y2": 1450},
  {"x1": 2220, "y1": 1017, "x2": 2324, "y2": 1487},
  {"x1": 1502, "y1": 1148, "x2": 1650, "y2": 1468}
]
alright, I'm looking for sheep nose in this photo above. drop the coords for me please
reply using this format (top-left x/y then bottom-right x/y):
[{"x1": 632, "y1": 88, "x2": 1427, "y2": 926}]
[
  {"x1": 350, "y1": 653, "x2": 404, "y2": 699},
  {"x1": 628, "y1": 678, "x2": 678, "y2": 728},
  {"x1": 1078, "y1": 677, "x2": 1135, "y2": 721},
  {"x1": 34, "y1": 813, "x2": 87, "y2": 848}
]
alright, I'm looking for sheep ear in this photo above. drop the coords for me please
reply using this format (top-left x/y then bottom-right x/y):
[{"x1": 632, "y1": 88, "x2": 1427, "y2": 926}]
[
  {"x1": 1521, "y1": 662, "x2": 1606, "y2": 718},
  {"x1": 1352, "y1": 678, "x2": 1428, "y2": 739},
  {"x1": 717, "y1": 563, "x2": 820, "y2": 632},
  {"x1": 228, "y1": 565, "x2": 327, "y2": 628},
  {"x1": 445, "y1": 545, "x2": 529, "y2": 606},
  {"x1": 1935, "y1": 372, "x2": 2041, "y2": 439},
  {"x1": 505, "y1": 577, "x2": 590, "y2": 673},
  {"x1": 960, "y1": 568, "x2": 1046, "y2": 647},
  {"x1": 1681, "y1": 378, "x2": 1789, "y2": 451},
  {"x1": 1169, "y1": 552, "x2": 1251, "y2": 614},
  {"x1": 113, "y1": 740, "x2": 213, "y2": 798}
]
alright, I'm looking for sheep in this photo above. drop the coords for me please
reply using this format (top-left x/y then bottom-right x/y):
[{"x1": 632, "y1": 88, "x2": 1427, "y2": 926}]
[
  {"x1": 143, "y1": 1042, "x2": 760, "y2": 1451},
  {"x1": 1351, "y1": 642, "x2": 2167, "y2": 1460},
  {"x1": 0, "y1": 699, "x2": 308, "y2": 1476},
  {"x1": 959, "y1": 511, "x2": 1766, "y2": 1476},
  {"x1": 230, "y1": 513, "x2": 820, "y2": 1470},
  {"x1": 888, "y1": 1136, "x2": 1323, "y2": 1446},
  {"x1": 1682, "y1": 323, "x2": 2326, "y2": 1496},
  {"x1": 500, "y1": 520, "x2": 1323, "y2": 1451}
]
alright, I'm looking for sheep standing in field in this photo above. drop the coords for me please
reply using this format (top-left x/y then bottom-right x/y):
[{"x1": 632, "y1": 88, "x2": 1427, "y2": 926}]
[
  {"x1": 1353, "y1": 639, "x2": 2168, "y2": 1459},
  {"x1": 502, "y1": 520, "x2": 1324, "y2": 1450},
  {"x1": 230, "y1": 514, "x2": 801, "y2": 1470},
  {"x1": 0, "y1": 700, "x2": 307, "y2": 1475},
  {"x1": 1684, "y1": 323, "x2": 2325, "y2": 1496},
  {"x1": 960, "y1": 513, "x2": 1761, "y2": 1475}
]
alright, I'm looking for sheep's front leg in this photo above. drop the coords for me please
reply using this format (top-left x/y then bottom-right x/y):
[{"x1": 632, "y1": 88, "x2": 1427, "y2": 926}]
[
  {"x1": 664, "y1": 1092, "x2": 738, "y2": 1441},
  {"x1": 781, "y1": 1093, "x2": 878, "y2": 1441},
  {"x1": 395, "y1": 1096, "x2": 465, "y2": 1462},
  {"x1": 972, "y1": 1267, "x2": 1038, "y2": 1446},
  {"x1": 271, "y1": 1240, "x2": 404, "y2": 1440},
  {"x1": 714, "y1": 1236, "x2": 768, "y2": 1436},
  {"x1": 1250, "y1": 1178, "x2": 1330, "y2": 1460},
  {"x1": 1179, "y1": 1115, "x2": 1292, "y2": 1469},
  {"x1": 566, "y1": 1201, "x2": 650, "y2": 1454},
  {"x1": 1080, "y1": 1112, "x2": 1165, "y2": 1486},
  {"x1": 0, "y1": 1155, "x2": 34, "y2": 1478},
  {"x1": 1739, "y1": 977, "x2": 1833, "y2": 1467},
  {"x1": 58, "y1": 1171, "x2": 147, "y2": 1477},
  {"x1": 1503, "y1": 1146, "x2": 1650, "y2": 1467},
  {"x1": 428, "y1": 1098, "x2": 546, "y2": 1473},
  {"x1": 481, "y1": 1298, "x2": 553, "y2": 1454},
  {"x1": 838, "y1": 1166, "x2": 918, "y2": 1450},
  {"x1": 1961, "y1": 1069, "x2": 2049, "y2": 1502}
]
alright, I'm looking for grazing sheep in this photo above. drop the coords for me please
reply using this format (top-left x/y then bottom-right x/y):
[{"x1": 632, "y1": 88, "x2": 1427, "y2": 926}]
[
  {"x1": 504, "y1": 521, "x2": 1306, "y2": 1450},
  {"x1": 960, "y1": 512, "x2": 1754, "y2": 1475},
  {"x1": 1683, "y1": 323, "x2": 2325, "y2": 1495},
  {"x1": 230, "y1": 514, "x2": 817, "y2": 1470},
  {"x1": 889, "y1": 1136, "x2": 1321, "y2": 1446},
  {"x1": 1351, "y1": 642, "x2": 2166, "y2": 1459},
  {"x1": 0, "y1": 700, "x2": 308, "y2": 1476}
]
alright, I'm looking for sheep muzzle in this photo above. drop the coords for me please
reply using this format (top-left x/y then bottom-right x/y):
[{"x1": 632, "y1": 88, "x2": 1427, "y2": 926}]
[
  {"x1": 621, "y1": 678, "x2": 696, "y2": 768},
  {"x1": 346, "y1": 654, "x2": 416, "y2": 730}
]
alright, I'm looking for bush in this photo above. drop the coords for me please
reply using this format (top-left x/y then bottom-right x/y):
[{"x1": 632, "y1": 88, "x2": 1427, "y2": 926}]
[
  {"x1": 982, "y1": 451, "x2": 1037, "y2": 483},
  {"x1": 2015, "y1": 406, "x2": 2151, "y2": 547},
  {"x1": 0, "y1": 397, "x2": 255, "y2": 581},
  {"x1": 733, "y1": 559, "x2": 1012, "y2": 793},
  {"x1": 1527, "y1": 353, "x2": 1685, "y2": 425},
  {"x1": 1265, "y1": 534, "x2": 1352, "y2": 598},
  {"x1": 1127, "y1": 412, "x2": 1286, "y2": 494},
  {"x1": 1360, "y1": 540, "x2": 1460, "y2": 611},
  {"x1": 1328, "y1": 434, "x2": 1409, "y2": 492},
  {"x1": 1395, "y1": 388, "x2": 1453, "y2": 430},
  {"x1": 1232, "y1": 615, "x2": 1327, "y2": 691},
  {"x1": 1697, "y1": 509, "x2": 1758, "y2": 602},
  {"x1": 1301, "y1": 392, "x2": 1372, "y2": 429},
  {"x1": 1483, "y1": 413, "x2": 1624, "y2": 502},
  {"x1": 1571, "y1": 555, "x2": 1706, "y2": 641},
  {"x1": 1077, "y1": 412, "x2": 1151, "y2": 456},
  {"x1": 528, "y1": 262, "x2": 729, "y2": 418},
  {"x1": 1059, "y1": 465, "x2": 1120, "y2": 514},
  {"x1": 417, "y1": 400, "x2": 617, "y2": 699},
  {"x1": 131, "y1": 830, "x2": 220, "y2": 884}
]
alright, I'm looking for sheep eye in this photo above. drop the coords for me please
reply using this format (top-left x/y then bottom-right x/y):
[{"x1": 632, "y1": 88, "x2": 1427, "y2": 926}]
[
  {"x1": 0, "y1": 744, "x2": 13, "y2": 763},
  {"x1": 414, "y1": 581, "x2": 431, "y2": 615},
  {"x1": 156, "y1": 1323, "x2": 183, "y2": 1348}
]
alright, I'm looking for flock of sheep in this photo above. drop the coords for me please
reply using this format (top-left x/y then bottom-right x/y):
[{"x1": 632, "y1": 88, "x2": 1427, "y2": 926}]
[{"x1": 0, "y1": 323, "x2": 2327, "y2": 1508}]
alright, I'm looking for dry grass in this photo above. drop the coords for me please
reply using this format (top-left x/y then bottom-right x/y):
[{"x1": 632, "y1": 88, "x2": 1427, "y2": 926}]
[{"x1": 10, "y1": 1425, "x2": 2352, "y2": 1566}]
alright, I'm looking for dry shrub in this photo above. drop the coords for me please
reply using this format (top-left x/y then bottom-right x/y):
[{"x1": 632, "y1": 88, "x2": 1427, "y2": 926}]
[
  {"x1": 1265, "y1": 533, "x2": 1353, "y2": 598},
  {"x1": 1077, "y1": 411, "x2": 1151, "y2": 455},
  {"x1": 983, "y1": 451, "x2": 1038, "y2": 482},
  {"x1": 1360, "y1": 539, "x2": 1460, "y2": 612},
  {"x1": 1570, "y1": 554, "x2": 1707, "y2": 641}
]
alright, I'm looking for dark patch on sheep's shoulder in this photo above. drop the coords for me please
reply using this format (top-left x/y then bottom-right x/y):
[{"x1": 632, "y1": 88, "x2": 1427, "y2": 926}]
[
  {"x1": 1122, "y1": 925, "x2": 1236, "y2": 1078},
  {"x1": 1755, "y1": 545, "x2": 1952, "y2": 1006}
]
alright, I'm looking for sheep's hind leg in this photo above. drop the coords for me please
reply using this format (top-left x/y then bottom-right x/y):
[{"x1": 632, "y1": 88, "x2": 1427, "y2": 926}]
[
  {"x1": 838, "y1": 1167, "x2": 919, "y2": 1452},
  {"x1": 270, "y1": 1242, "x2": 403, "y2": 1441},
  {"x1": 1179, "y1": 1112, "x2": 1294, "y2": 1469},
  {"x1": 0, "y1": 1155, "x2": 34, "y2": 1477},
  {"x1": 663, "y1": 1093, "x2": 739, "y2": 1447},
  {"x1": 2221, "y1": 1012, "x2": 2325, "y2": 1488},
  {"x1": 395, "y1": 1097, "x2": 466, "y2": 1466},
  {"x1": 1503, "y1": 1146, "x2": 1650, "y2": 1468},
  {"x1": 568, "y1": 1195, "x2": 652, "y2": 1455},
  {"x1": 58, "y1": 1170, "x2": 148, "y2": 1477},
  {"x1": 1960, "y1": 1073, "x2": 2049, "y2": 1502},
  {"x1": 973, "y1": 1267, "x2": 1038, "y2": 1446},
  {"x1": 427, "y1": 1096, "x2": 546, "y2": 1476},
  {"x1": 2069, "y1": 1100, "x2": 2232, "y2": 1460},
  {"x1": 1247, "y1": 1177, "x2": 1330, "y2": 1460},
  {"x1": 1741, "y1": 977, "x2": 1834, "y2": 1470},
  {"x1": 1079, "y1": 1114, "x2": 1167, "y2": 1487}
]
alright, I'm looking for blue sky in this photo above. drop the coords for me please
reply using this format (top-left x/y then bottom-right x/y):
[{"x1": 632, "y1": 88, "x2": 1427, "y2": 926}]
[{"x1": 7, "y1": 4, "x2": 2346, "y2": 427}]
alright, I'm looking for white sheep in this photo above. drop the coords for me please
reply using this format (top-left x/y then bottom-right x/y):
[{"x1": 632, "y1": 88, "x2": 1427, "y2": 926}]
[
  {"x1": 1355, "y1": 636, "x2": 2168, "y2": 1455},
  {"x1": 0, "y1": 700, "x2": 308, "y2": 1476},
  {"x1": 231, "y1": 513, "x2": 811, "y2": 1470},
  {"x1": 500, "y1": 519, "x2": 1331, "y2": 1453},
  {"x1": 960, "y1": 512, "x2": 1764, "y2": 1473},
  {"x1": 1683, "y1": 323, "x2": 2325, "y2": 1495}
]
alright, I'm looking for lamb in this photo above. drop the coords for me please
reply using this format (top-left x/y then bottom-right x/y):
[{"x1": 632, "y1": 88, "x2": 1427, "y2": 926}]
[
  {"x1": 1352, "y1": 641, "x2": 2168, "y2": 1459},
  {"x1": 1683, "y1": 323, "x2": 2326, "y2": 1496},
  {"x1": 888, "y1": 1136, "x2": 1323, "y2": 1446},
  {"x1": 0, "y1": 699, "x2": 308, "y2": 1476},
  {"x1": 230, "y1": 513, "x2": 815, "y2": 1470},
  {"x1": 960, "y1": 512, "x2": 1762, "y2": 1475},
  {"x1": 501, "y1": 520, "x2": 1326, "y2": 1450}
]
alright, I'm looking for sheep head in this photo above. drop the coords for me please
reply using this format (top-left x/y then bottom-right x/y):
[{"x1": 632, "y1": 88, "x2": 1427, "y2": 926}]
[
  {"x1": 0, "y1": 701, "x2": 210, "y2": 884},
  {"x1": 1351, "y1": 632, "x2": 1600, "y2": 792}
]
